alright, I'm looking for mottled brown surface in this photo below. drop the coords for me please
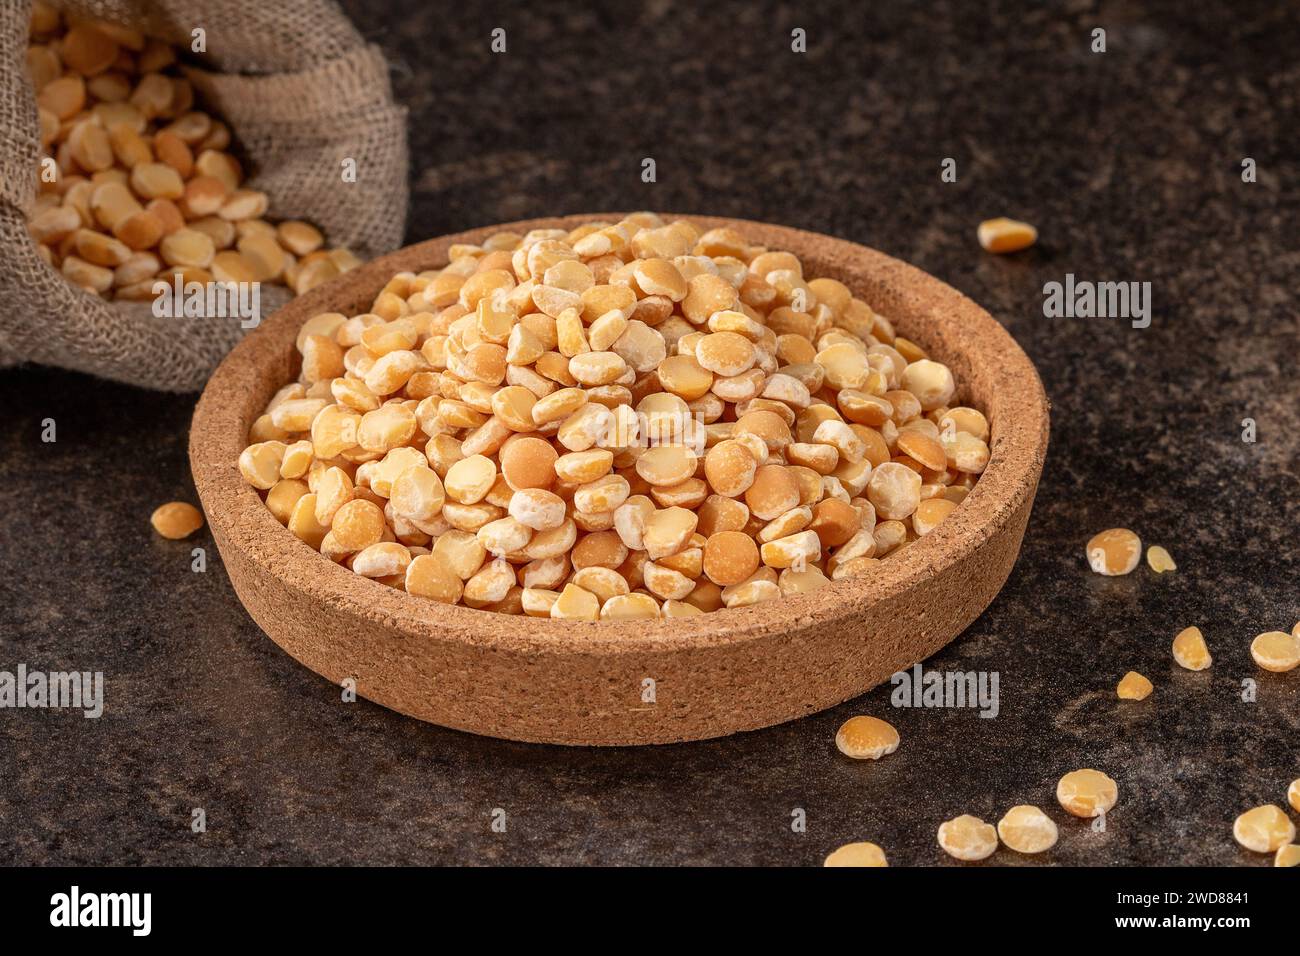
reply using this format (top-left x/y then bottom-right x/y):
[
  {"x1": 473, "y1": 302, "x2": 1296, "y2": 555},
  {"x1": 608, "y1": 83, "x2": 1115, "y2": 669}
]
[{"x1": 1, "y1": 0, "x2": 1297, "y2": 864}]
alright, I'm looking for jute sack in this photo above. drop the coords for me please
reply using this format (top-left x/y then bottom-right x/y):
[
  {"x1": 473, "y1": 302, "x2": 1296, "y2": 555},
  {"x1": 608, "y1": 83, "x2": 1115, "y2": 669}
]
[{"x1": 0, "y1": 0, "x2": 408, "y2": 391}]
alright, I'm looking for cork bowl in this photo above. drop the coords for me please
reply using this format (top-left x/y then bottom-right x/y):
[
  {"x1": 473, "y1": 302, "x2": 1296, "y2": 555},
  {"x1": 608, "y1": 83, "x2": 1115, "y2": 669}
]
[{"x1": 190, "y1": 214, "x2": 1049, "y2": 746}]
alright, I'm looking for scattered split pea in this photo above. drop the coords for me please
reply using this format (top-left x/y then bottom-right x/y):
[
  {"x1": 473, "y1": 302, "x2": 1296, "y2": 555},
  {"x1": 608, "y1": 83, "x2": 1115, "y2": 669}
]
[{"x1": 150, "y1": 501, "x2": 203, "y2": 539}]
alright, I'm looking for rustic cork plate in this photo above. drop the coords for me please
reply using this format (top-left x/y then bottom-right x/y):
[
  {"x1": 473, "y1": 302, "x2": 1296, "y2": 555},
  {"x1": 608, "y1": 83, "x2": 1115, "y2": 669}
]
[{"x1": 190, "y1": 214, "x2": 1049, "y2": 746}]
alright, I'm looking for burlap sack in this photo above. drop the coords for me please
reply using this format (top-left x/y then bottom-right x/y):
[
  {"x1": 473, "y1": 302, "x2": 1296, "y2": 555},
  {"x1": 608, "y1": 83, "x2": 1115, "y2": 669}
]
[{"x1": 0, "y1": 0, "x2": 408, "y2": 391}]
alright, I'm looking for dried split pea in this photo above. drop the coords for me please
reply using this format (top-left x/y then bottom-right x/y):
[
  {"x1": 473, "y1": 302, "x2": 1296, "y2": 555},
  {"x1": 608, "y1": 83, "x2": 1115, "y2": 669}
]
[
  {"x1": 391, "y1": 467, "x2": 445, "y2": 522},
  {"x1": 636, "y1": 445, "x2": 696, "y2": 487},
  {"x1": 1232, "y1": 805, "x2": 1296, "y2": 854},
  {"x1": 977, "y1": 217, "x2": 1037, "y2": 254},
  {"x1": 600, "y1": 593, "x2": 660, "y2": 620},
  {"x1": 760, "y1": 530, "x2": 820, "y2": 570},
  {"x1": 500, "y1": 436, "x2": 558, "y2": 490},
  {"x1": 642, "y1": 507, "x2": 698, "y2": 561},
  {"x1": 1249, "y1": 631, "x2": 1300, "y2": 673},
  {"x1": 996, "y1": 805, "x2": 1058, "y2": 854},
  {"x1": 445, "y1": 455, "x2": 498, "y2": 504},
  {"x1": 239, "y1": 441, "x2": 286, "y2": 489},
  {"x1": 823, "y1": 842, "x2": 888, "y2": 867},
  {"x1": 704, "y1": 440, "x2": 757, "y2": 498},
  {"x1": 551, "y1": 583, "x2": 599, "y2": 621},
  {"x1": 1056, "y1": 769, "x2": 1118, "y2": 818},
  {"x1": 896, "y1": 430, "x2": 947, "y2": 471},
  {"x1": 1116, "y1": 670, "x2": 1153, "y2": 701},
  {"x1": 265, "y1": 479, "x2": 308, "y2": 524},
  {"x1": 746, "y1": 465, "x2": 800, "y2": 521},
  {"x1": 1171, "y1": 626, "x2": 1212, "y2": 671},
  {"x1": 662, "y1": 600, "x2": 702, "y2": 618},
  {"x1": 431, "y1": 530, "x2": 487, "y2": 580},
  {"x1": 478, "y1": 516, "x2": 532, "y2": 556},
  {"x1": 911, "y1": 497, "x2": 956, "y2": 536},
  {"x1": 150, "y1": 501, "x2": 203, "y2": 539},
  {"x1": 406, "y1": 554, "x2": 463, "y2": 604},
  {"x1": 1276, "y1": 844, "x2": 1300, "y2": 867},
  {"x1": 1085, "y1": 528, "x2": 1141, "y2": 576},
  {"x1": 288, "y1": 495, "x2": 327, "y2": 550},
  {"x1": 657, "y1": 354, "x2": 713, "y2": 401},
  {"x1": 867, "y1": 462, "x2": 921, "y2": 521},
  {"x1": 834, "y1": 715, "x2": 899, "y2": 760},
  {"x1": 810, "y1": 499, "x2": 860, "y2": 548},
  {"x1": 330, "y1": 499, "x2": 384, "y2": 551},
  {"x1": 900, "y1": 360, "x2": 954, "y2": 412},
  {"x1": 1146, "y1": 545, "x2": 1176, "y2": 573},
  {"x1": 703, "y1": 531, "x2": 760, "y2": 587},
  {"x1": 937, "y1": 815, "x2": 998, "y2": 861},
  {"x1": 353, "y1": 542, "x2": 411, "y2": 578},
  {"x1": 696, "y1": 332, "x2": 756, "y2": 377},
  {"x1": 509, "y1": 489, "x2": 566, "y2": 531}
]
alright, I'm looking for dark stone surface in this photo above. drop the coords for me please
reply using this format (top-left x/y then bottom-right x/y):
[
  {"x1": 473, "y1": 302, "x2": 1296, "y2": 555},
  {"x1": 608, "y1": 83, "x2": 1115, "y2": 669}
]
[{"x1": 1, "y1": 0, "x2": 1297, "y2": 865}]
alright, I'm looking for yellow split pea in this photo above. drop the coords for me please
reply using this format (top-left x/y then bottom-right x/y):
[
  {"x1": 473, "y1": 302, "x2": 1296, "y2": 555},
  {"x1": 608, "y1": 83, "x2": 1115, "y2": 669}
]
[
  {"x1": 1116, "y1": 671, "x2": 1153, "y2": 700},
  {"x1": 1085, "y1": 528, "x2": 1141, "y2": 576},
  {"x1": 937, "y1": 814, "x2": 998, "y2": 861},
  {"x1": 1232, "y1": 805, "x2": 1295, "y2": 853},
  {"x1": 1171, "y1": 626, "x2": 1212, "y2": 671},
  {"x1": 1056, "y1": 769, "x2": 1118, "y2": 818},
  {"x1": 1249, "y1": 631, "x2": 1300, "y2": 673},
  {"x1": 150, "y1": 501, "x2": 203, "y2": 539},
  {"x1": 823, "y1": 842, "x2": 888, "y2": 867},
  {"x1": 977, "y1": 218, "x2": 1037, "y2": 254},
  {"x1": 1145, "y1": 545, "x2": 1176, "y2": 572},
  {"x1": 834, "y1": 716, "x2": 900, "y2": 760},
  {"x1": 997, "y1": 805, "x2": 1058, "y2": 853}
]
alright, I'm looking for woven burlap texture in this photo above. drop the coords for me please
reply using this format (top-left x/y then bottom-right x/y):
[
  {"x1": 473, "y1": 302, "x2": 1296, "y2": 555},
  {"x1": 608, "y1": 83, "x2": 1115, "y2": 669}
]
[{"x1": 0, "y1": 0, "x2": 409, "y2": 391}]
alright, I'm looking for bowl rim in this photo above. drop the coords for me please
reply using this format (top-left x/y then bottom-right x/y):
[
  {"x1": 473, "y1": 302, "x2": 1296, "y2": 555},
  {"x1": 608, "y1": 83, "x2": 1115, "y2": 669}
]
[{"x1": 191, "y1": 213, "x2": 1049, "y2": 657}]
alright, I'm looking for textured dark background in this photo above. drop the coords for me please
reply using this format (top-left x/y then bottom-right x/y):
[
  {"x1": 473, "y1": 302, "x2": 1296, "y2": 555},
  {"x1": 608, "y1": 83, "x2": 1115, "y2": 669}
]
[{"x1": 2, "y1": 0, "x2": 1297, "y2": 865}]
